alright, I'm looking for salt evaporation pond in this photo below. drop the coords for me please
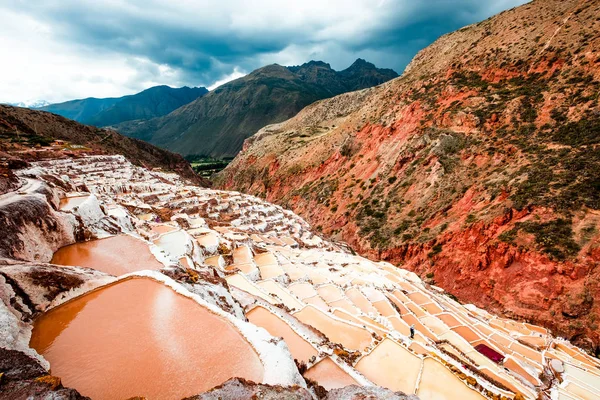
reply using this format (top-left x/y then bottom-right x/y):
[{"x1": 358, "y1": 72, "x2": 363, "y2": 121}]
[
  {"x1": 303, "y1": 357, "x2": 358, "y2": 390},
  {"x1": 30, "y1": 278, "x2": 264, "y2": 400},
  {"x1": 153, "y1": 230, "x2": 188, "y2": 257},
  {"x1": 59, "y1": 195, "x2": 90, "y2": 211},
  {"x1": 247, "y1": 306, "x2": 317, "y2": 363},
  {"x1": 51, "y1": 235, "x2": 163, "y2": 275}
]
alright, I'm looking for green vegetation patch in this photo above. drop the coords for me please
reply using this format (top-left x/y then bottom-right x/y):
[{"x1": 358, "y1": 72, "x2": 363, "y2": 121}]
[
  {"x1": 500, "y1": 218, "x2": 580, "y2": 261},
  {"x1": 185, "y1": 155, "x2": 232, "y2": 178}
]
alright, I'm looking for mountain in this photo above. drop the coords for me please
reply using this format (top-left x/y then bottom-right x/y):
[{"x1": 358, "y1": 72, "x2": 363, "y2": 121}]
[
  {"x1": 39, "y1": 96, "x2": 120, "y2": 122},
  {"x1": 5, "y1": 100, "x2": 51, "y2": 108},
  {"x1": 39, "y1": 85, "x2": 207, "y2": 127},
  {"x1": 0, "y1": 104, "x2": 203, "y2": 187},
  {"x1": 216, "y1": 0, "x2": 600, "y2": 353},
  {"x1": 115, "y1": 59, "x2": 398, "y2": 158}
]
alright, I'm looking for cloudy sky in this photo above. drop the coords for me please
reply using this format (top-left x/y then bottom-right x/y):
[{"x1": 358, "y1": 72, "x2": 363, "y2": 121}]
[{"x1": 0, "y1": 0, "x2": 528, "y2": 104}]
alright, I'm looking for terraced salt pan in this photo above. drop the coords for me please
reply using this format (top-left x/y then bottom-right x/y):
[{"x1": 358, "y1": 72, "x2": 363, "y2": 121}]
[
  {"x1": 153, "y1": 230, "x2": 188, "y2": 258},
  {"x1": 307, "y1": 269, "x2": 331, "y2": 285},
  {"x1": 355, "y1": 338, "x2": 421, "y2": 393},
  {"x1": 317, "y1": 284, "x2": 344, "y2": 303},
  {"x1": 503, "y1": 357, "x2": 539, "y2": 386},
  {"x1": 289, "y1": 282, "x2": 319, "y2": 300},
  {"x1": 257, "y1": 281, "x2": 304, "y2": 310},
  {"x1": 137, "y1": 213, "x2": 154, "y2": 221},
  {"x1": 388, "y1": 316, "x2": 411, "y2": 336},
  {"x1": 452, "y1": 326, "x2": 482, "y2": 343},
  {"x1": 329, "y1": 298, "x2": 361, "y2": 316},
  {"x1": 417, "y1": 358, "x2": 485, "y2": 400},
  {"x1": 226, "y1": 273, "x2": 277, "y2": 304},
  {"x1": 372, "y1": 299, "x2": 398, "y2": 318},
  {"x1": 303, "y1": 357, "x2": 359, "y2": 390},
  {"x1": 247, "y1": 306, "x2": 317, "y2": 363},
  {"x1": 195, "y1": 233, "x2": 219, "y2": 252},
  {"x1": 30, "y1": 278, "x2": 263, "y2": 400},
  {"x1": 258, "y1": 263, "x2": 285, "y2": 279},
  {"x1": 51, "y1": 235, "x2": 163, "y2": 275},
  {"x1": 305, "y1": 295, "x2": 330, "y2": 311},
  {"x1": 563, "y1": 364, "x2": 600, "y2": 397},
  {"x1": 332, "y1": 309, "x2": 388, "y2": 337},
  {"x1": 204, "y1": 255, "x2": 225, "y2": 268},
  {"x1": 150, "y1": 224, "x2": 177, "y2": 235},
  {"x1": 254, "y1": 252, "x2": 278, "y2": 267},
  {"x1": 282, "y1": 263, "x2": 307, "y2": 281},
  {"x1": 345, "y1": 288, "x2": 377, "y2": 315},
  {"x1": 294, "y1": 305, "x2": 372, "y2": 351}
]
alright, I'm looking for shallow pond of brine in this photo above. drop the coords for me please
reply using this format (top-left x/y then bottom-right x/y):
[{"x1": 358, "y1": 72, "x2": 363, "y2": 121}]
[
  {"x1": 30, "y1": 278, "x2": 264, "y2": 400},
  {"x1": 51, "y1": 235, "x2": 163, "y2": 276}
]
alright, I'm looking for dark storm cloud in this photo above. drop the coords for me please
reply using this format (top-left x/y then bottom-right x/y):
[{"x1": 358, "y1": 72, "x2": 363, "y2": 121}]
[{"x1": 2, "y1": 0, "x2": 529, "y2": 92}]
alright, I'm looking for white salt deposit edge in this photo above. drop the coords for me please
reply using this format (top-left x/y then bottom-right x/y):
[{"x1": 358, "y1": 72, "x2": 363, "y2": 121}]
[
  {"x1": 124, "y1": 270, "x2": 307, "y2": 388},
  {"x1": 70, "y1": 194, "x2": 104, "y2": 226},
  {"x1": 0, "y1": 276, "x2": 50, "y2": 369},
  {"x1": 46, "y1": 275, "x2": 117, "y2": 311}
]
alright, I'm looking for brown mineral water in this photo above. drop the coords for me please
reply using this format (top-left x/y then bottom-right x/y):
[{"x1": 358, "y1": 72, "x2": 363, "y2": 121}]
[
  {"x1": 59, "y1": 195, "x2": 90, "y2": 210},
  {"x1": 51, "y1": 235, "x2": 163, "y2": 275},
  {"x1": 30, "y1": 278, "x2": 264, "y2": 400}
]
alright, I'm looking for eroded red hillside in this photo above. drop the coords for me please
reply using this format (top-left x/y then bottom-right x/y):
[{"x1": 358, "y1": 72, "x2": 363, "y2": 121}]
[{"x1": 217, "y1": 0, "x2": 600, "y2": 354}]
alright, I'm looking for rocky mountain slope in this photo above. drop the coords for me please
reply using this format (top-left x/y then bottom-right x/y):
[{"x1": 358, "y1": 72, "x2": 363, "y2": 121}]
[
  {"x1": 115, "y1": 59, "x2": 398, "y2": 158},
  {"x1": 39, "y1": 85, "x2": 207, "y2": 127},
  {"x1": 0, "y1": 104, "x2": 202, "y2": 188},
  {"x1": 216, "y1": 0, "x2": 600, "y2": 354},
  {"x1": 2, "y1": 154, "x2": 598, "y2": 399}
]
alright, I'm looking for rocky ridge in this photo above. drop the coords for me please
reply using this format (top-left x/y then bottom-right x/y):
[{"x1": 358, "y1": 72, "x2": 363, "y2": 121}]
[{"x1": 0, "y1": 104, "x2": 203, "y2": 189}]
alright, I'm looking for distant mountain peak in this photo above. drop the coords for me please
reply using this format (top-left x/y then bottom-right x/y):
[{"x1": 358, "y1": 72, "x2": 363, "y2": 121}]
[
  {"x1": 287, "y1": 60, "x2": 333, "y2": 74},
  {"x1": 4, "y1": 99, "x2": 51, "y2": 109},
  {"x1": 39, "y1": 85, "x2": 207, "y2": 128},
  {"x1": 116, "y1": 58, "x2": 399, "y2": 158},
  {"x1": 347, "y1": 58, "x2": 375, "y2": 69}
]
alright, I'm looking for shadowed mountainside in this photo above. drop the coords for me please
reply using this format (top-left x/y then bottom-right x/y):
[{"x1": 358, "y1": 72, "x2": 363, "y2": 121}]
[
  {"x1": 0, "y1": 104, "x2": 203, "y2": 187},
  {"x1": 39, "y1": 85, "x2": 208, "y2": 128},
  {"x1": 115, "y1": 59, "x2": 398, "y2": 158}
]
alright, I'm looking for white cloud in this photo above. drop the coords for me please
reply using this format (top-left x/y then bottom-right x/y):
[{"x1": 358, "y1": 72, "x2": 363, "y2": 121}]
[{"x1": 207, "y1": 67, "x2": 247, "y2": 91}]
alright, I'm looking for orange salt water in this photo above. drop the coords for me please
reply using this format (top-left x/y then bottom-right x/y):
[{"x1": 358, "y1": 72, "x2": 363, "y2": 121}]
[
  {"x1": 59, "y1": 195, "x2": 90, "y2": 210},
  {"x1": 51, "y1": 235, "x2": 163, "y2": 275},
  {"x1": 30, "y1": 278, "x2": 263, "y2": 400},
  {"x1": 247, "y1": 306, "x2": 317, "y2": 363},
  {"x1": 151, "y1": 224, "x2": 177, "y2": 235},
  {"x1": 304, "y1": 357, "x2": 358, "y2": 390}
]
